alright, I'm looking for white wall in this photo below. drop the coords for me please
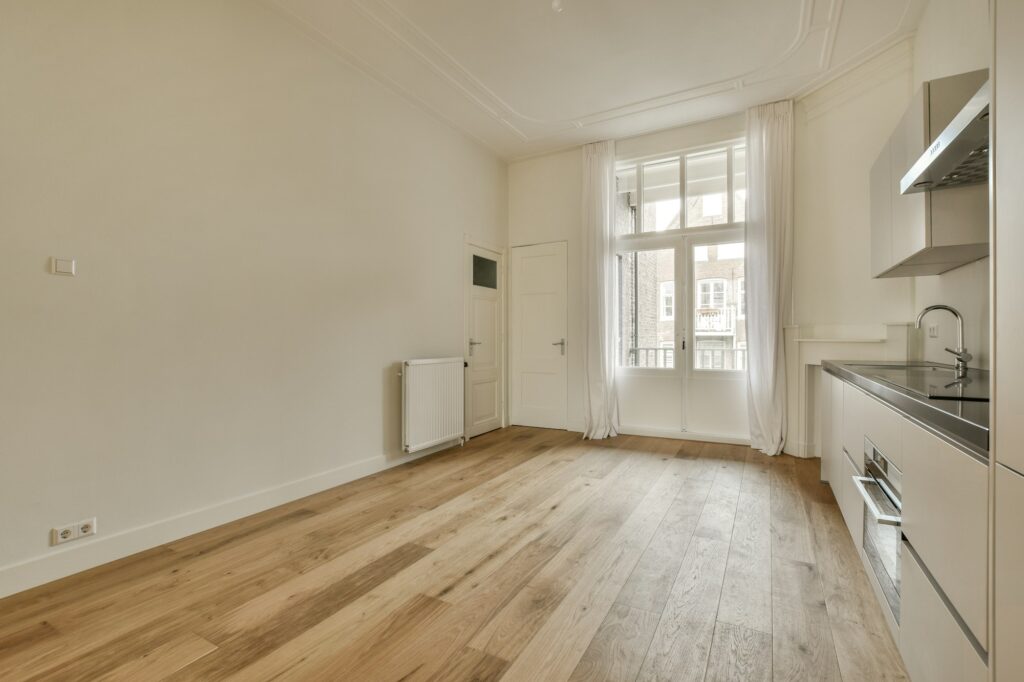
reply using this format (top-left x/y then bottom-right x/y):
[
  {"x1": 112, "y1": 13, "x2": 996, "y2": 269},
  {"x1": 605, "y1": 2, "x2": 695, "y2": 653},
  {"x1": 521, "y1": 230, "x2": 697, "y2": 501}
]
[
  {"x1": 0, "y1": 0, "x2": 507, "y2": 597},
  {"x1": 507, "y1": 148, "x2": 585, "y2": 431},
  {"x1": 793, "y1": 41, "x2": 917, "y2": 331},
  {"x1": 508, "y1": 116, "x2": 751, "y2": 441},
  {"x1": 911, "y1": 0, "x2": 991, "y2": 367}
]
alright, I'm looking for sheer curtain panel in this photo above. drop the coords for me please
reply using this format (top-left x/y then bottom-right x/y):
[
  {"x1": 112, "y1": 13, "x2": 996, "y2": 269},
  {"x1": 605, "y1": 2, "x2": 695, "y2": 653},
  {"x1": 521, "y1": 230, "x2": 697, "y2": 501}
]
[
  {"x1": 744, "y1": 101, "x2": 794, "y2": 455},
  {"x1": 581, "y1": 141, "x2": 620, "y2": 439}
]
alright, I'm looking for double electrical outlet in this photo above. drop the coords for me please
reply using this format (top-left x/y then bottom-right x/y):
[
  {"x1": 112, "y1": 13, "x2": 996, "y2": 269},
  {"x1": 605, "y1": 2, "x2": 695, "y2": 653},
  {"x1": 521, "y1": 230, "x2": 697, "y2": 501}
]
[{"x1": 51, "y1": 517, "x2": 97, "y2": 546}]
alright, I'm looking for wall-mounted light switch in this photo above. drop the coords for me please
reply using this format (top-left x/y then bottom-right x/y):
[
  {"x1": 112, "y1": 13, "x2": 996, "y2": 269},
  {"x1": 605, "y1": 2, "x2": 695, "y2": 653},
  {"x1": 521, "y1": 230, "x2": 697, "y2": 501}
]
[
  {"x1": 927, "y1": 324, "x2": 939, "y2": 339},
  {"x1": 51, "y1": 257, "x2": 76, "y2": 276}
]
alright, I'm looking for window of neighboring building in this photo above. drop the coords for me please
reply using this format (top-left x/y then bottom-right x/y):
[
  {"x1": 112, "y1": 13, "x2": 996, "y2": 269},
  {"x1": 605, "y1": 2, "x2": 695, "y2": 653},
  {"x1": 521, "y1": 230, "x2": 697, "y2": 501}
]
[
  {"x1": 659, "y1": 281, "x2": 674, "y2": 321},
  {"x1": 697, "y1": 279, "x2": 726, "y2": 309}
]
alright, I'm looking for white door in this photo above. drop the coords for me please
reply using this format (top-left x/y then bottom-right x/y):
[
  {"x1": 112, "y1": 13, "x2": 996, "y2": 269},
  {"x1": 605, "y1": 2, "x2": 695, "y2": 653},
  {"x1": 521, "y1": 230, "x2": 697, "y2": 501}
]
[
  {"x1": 465, "y1": 245, "x2": 503, "y2": 438},
  {"x1": 510, "y1": 242, "x2": 567, "y2": 429}
]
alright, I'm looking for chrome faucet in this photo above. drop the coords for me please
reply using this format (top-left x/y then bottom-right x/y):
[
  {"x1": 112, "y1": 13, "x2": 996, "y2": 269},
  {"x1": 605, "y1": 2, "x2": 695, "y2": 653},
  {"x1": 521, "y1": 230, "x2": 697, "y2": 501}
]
[{"x1": 915, "y1": 304, "x2": 972, "y2": 379}]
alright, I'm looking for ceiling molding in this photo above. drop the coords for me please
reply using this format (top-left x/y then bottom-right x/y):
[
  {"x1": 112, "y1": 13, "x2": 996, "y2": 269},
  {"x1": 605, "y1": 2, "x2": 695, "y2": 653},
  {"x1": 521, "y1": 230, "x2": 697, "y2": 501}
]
[
  {"x1": 798, "y1": 38, "x2": 913, "y2": 121},
  {"x1": 261, "y1": 0, "x2": 505, "y2": 156},
  {"x1": 348, "y1": 0, "x2": 831, "y2": 136},
  {"x1": 266, "y1": 0, "x2": 926, "y2": 158}
]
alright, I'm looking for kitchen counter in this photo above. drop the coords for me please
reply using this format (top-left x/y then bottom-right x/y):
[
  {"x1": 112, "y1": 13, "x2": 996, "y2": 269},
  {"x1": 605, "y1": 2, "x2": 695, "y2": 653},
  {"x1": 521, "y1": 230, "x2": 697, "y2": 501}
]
[{"x1": 823, "y1": 360, "x2": 989, "y2": 458}]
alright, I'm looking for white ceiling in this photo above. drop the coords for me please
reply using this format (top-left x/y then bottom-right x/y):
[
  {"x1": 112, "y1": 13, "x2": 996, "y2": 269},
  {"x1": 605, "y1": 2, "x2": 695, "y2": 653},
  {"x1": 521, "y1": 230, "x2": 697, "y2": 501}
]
[{"x1": 268, "y1": 0, "x2": 927, "y2": 159}]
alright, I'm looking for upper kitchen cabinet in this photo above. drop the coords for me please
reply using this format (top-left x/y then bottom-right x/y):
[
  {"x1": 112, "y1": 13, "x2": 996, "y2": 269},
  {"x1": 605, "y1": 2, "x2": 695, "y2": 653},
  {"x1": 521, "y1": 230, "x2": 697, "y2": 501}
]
[{"x1": 870, "y1": 69, "x2": 990, "y2": 278}]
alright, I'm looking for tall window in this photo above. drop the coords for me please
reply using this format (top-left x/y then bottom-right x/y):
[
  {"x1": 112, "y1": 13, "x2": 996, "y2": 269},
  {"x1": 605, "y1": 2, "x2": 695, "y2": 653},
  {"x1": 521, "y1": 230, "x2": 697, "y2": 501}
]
[
  {"x1": 693, "y1": 242, "x2": 745, "y2": 371},
  {"x1": 615, "y1": 140, "x2": 746, "y2": 373},
  {"x1": 618, "y1": 249, "x2": 675, "y2": 368}
]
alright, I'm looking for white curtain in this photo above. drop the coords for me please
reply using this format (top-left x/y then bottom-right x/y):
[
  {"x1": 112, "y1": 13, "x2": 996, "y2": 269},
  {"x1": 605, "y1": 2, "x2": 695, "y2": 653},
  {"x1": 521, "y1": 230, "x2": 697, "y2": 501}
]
[
  {"x1": 581, "y1": 140, "x2": 620, "y2": 439},
  {"x1": 745, "y1": 101, "x2": 794, "y2": 455}
]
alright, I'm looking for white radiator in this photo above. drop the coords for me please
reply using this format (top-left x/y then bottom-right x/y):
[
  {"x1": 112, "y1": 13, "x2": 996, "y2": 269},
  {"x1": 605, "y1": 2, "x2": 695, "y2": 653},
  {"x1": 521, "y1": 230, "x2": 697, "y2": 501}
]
[{"x1": 401, "y1": 357, "x2": 465, "y2": 453}]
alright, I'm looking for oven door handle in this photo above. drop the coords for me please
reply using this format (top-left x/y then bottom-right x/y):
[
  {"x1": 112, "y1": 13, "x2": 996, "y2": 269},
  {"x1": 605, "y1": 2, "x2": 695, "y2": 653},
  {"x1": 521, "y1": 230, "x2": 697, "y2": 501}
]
[{"x1": 852, "y1": 476, "x2": 902, "y2": 526}]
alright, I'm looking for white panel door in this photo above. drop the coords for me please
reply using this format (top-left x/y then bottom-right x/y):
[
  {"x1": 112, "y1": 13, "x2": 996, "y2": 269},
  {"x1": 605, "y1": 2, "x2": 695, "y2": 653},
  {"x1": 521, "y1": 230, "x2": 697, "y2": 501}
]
[
  {"x1": 510, "y1": 242, "x2": 567, "y2": 429},
  {"x1": 465, "y1": 246, "x2": 503, "y2": 438}
]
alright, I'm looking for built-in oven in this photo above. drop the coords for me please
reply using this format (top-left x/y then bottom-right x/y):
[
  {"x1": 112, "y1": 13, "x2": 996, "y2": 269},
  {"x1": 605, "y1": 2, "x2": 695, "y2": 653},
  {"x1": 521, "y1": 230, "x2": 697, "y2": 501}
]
[{"x1": 853, "y1": 437, "x2": 903, "y2": 623}]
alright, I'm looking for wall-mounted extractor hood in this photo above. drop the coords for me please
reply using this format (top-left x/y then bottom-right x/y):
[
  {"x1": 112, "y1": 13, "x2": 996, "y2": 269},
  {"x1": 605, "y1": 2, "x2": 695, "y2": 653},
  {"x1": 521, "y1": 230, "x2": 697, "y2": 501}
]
[{"x1": 900, "y1": 80, "x2": 990, "y2": 195}]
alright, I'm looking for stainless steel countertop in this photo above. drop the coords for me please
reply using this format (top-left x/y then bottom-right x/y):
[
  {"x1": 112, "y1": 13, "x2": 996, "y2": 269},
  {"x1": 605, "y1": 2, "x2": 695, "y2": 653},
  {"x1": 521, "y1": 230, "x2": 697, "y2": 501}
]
[{"x1": 822, "y1": 360, "x2": 989, "y2": 459}]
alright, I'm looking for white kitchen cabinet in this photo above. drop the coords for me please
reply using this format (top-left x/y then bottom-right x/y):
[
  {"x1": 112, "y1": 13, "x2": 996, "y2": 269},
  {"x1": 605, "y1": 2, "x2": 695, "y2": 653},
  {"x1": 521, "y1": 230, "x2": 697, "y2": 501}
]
[
  {"x1": 901, "y1": 541, "x2": 988, "y2": 682},
  {"x1": 819, "y1": 371, "x2": 844, "y2": 486},
  {"x1": 995, "y1": 464, "x2": 1024, "y2": 680},
  {"x1": 841, "y1": 383, "x2": 866, "y2": 471},
  {"x1": 870, "y1": 69, "x2": 989, "y2": 278},
  {"x1": 861, "y1": 393, "x2": 903, "y2": 470},
  {"x1": 837, "y1": 449, "x2": 864, "y2": 551},
  {"x1": 901, "y1": 419, "x2": 988, "y2": 645},
  {"x1": 995, "y1": 0, "x2": 1024, "y2": 480}
]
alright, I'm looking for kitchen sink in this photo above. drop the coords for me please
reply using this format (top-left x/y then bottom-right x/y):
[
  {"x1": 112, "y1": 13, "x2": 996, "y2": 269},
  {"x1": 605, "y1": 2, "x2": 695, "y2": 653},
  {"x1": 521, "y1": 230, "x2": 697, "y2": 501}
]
[{"x1": 845, "y1": 363, "x2": 990, "y2": 402}]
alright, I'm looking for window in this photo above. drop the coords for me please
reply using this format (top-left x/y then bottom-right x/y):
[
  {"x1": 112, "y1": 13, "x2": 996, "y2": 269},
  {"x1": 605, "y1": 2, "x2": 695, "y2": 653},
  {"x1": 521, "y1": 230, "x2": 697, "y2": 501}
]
[
  {"x1": 697, "y1": 279, "x2": 726, "y2": 309},
  {"x1": 472, "y1": 255, "x2": 498, "y2": 289},
  {"x1": 614, "y1": 165, "x2": 637, "y2": 235},
  {"x1": 614, "y1": 143, "x2": 744, "y2": 235},
  {"x1": 659, "y1": 281, "x2": 674, "y2": 321},
  {"x1": 733, "y1": 145, "x2": 746, "y2": 223},
  {"x1": 693, "y1": 241, "x2": 746, "y2": 371},
  {"x1": 618, "y1": 249, "x2": 675, "y2": 368},
  {"x1": 642, "y1": 158, "x2": 681, "y2": 232},
  {"x1": 614, "y1": 138, "x2": 746, "y2": 377}
]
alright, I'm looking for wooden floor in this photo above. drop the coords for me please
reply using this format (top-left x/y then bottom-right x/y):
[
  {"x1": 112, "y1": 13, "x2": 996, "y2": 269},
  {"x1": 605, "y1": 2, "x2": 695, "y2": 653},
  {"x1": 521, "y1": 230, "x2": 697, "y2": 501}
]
[{"x1": 0, "y1": 427, "x2": 907, "y2": 681}]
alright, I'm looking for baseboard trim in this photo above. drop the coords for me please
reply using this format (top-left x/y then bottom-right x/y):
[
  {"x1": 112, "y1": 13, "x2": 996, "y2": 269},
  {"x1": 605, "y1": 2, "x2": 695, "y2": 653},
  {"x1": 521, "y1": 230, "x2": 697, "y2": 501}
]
[
  {"x1": 616, "y1": 425, "x2": 750, "y2": 446},
  {"x1": 0, "y1": 446, "x2": 443, "y2": 599}
]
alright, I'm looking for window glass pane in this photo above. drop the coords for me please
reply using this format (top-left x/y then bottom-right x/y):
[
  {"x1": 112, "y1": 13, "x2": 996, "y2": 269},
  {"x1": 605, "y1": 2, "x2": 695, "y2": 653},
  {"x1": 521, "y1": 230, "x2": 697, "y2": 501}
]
[
  {"x1": 693, "y1": 242, "x2": 745, "y2": 371},
  {"x1": 614, "y1": 165, "x2": 637, "y2": 235},
  {"x1": 733, "y1": 145, "x2": 746, "y2": 223},
  {"x1": 642, "y1": 158, "x2": 680, "y2": 232},
  {"x1": 685, "y1": 149, "x2": 728, "y2": 227},
  {"x1": 618, "y1": 248, "x2": 675, "y2": 368},
  {"x1": 472, "y1": 255, "x2": 497, "y2": 289}
]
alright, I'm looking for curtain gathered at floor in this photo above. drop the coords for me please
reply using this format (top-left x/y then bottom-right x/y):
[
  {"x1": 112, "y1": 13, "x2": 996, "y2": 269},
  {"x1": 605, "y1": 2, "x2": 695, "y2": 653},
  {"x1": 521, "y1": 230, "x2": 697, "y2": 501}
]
[
  {"x1": 745, "y1": 100, "x2": 794, "y2": 456},
  {"x1": 581, "y1": 140, "x2": 620, "y2": 440}
]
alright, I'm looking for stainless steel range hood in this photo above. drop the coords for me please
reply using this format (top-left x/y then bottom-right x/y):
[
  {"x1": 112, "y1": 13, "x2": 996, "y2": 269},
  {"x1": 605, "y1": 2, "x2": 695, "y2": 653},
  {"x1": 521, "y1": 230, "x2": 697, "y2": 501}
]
[{"x1": 900, "y1": 80, "x2": 990, "y2": 195}]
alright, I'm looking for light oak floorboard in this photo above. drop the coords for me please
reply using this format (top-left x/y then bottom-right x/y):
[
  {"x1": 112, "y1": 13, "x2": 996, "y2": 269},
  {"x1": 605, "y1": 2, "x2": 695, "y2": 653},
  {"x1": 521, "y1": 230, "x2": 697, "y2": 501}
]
[{"x1": 0, "y1": 427, "x2": 906, "y2": 681}]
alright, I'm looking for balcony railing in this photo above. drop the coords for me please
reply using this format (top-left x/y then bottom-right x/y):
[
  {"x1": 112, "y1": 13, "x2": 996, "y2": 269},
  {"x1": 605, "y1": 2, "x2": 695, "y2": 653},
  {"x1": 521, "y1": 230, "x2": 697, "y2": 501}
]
[
  {"x1": 624, "y1": 347, "x2": 747, "y2": 370},
  {"x1": 695, "y1": 307, "x2": 736, "y2": 334},
  {"x1": 694, "y1": 348, "x2": 747, "y2": 371},
  {"x1": 626, "y1": 347, "x2": 675, "y2": 368}
]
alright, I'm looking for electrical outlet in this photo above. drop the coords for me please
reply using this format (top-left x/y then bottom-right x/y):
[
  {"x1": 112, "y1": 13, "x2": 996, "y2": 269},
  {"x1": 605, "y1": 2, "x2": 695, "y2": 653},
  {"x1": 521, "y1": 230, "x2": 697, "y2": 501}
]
[
  {"x1": 50, "y1": 517, "x2": 98, "y2": 546},
  {"x1": 927, "y1": 324, "x2": 939, "y2": 339},
  {"x1": 51, "y1": 524, "x2": 78, "y2": 546},
  {"x1": 76, "y1": 517, "x2": 97, "y2": 538}
]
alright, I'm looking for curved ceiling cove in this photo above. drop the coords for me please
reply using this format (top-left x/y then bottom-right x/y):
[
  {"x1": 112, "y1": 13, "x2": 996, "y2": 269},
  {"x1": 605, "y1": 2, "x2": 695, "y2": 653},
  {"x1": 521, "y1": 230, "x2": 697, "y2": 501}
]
[
  {"x1": 267, "y1": 0, "x2": 927, "y2": 158},
  {"x1": 385, "y1": 0, "x2": 806, "y2": 123}
]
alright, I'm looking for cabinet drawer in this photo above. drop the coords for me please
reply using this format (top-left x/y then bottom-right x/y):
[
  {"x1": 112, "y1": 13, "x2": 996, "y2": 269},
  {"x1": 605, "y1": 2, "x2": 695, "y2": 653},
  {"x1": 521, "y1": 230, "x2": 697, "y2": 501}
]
[
  {"x1": 862, "y1": 394, "x2": 902, "y2": 470},
  {"x1": 901, "y1": 419, "x2": 988, "y2": 645},
  {"x1": 901, "y1": 542, "x2": 987, "y2": 682}
]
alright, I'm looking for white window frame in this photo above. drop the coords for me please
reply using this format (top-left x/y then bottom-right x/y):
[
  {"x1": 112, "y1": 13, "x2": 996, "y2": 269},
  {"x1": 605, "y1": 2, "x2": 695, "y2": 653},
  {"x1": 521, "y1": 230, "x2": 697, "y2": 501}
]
[
  {"x1": 615, "y1": 243, "x2": 680, "y2": 376},
  {"x1": 614, "y1": 139, "x2": 745, "y2": 379},
  {"x1": 659, "y1": 281, "x2": 675, "y2": 321}
]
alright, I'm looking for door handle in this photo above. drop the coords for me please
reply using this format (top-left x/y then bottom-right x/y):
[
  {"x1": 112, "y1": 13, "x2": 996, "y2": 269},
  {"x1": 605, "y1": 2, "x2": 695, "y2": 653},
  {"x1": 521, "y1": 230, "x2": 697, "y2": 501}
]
[
  {"x1": 468, "y1": 339, "x2": 482, "y2": 356},
  {"x1": 552, "y1": 338, "x2": 566, "y2": 356}
]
